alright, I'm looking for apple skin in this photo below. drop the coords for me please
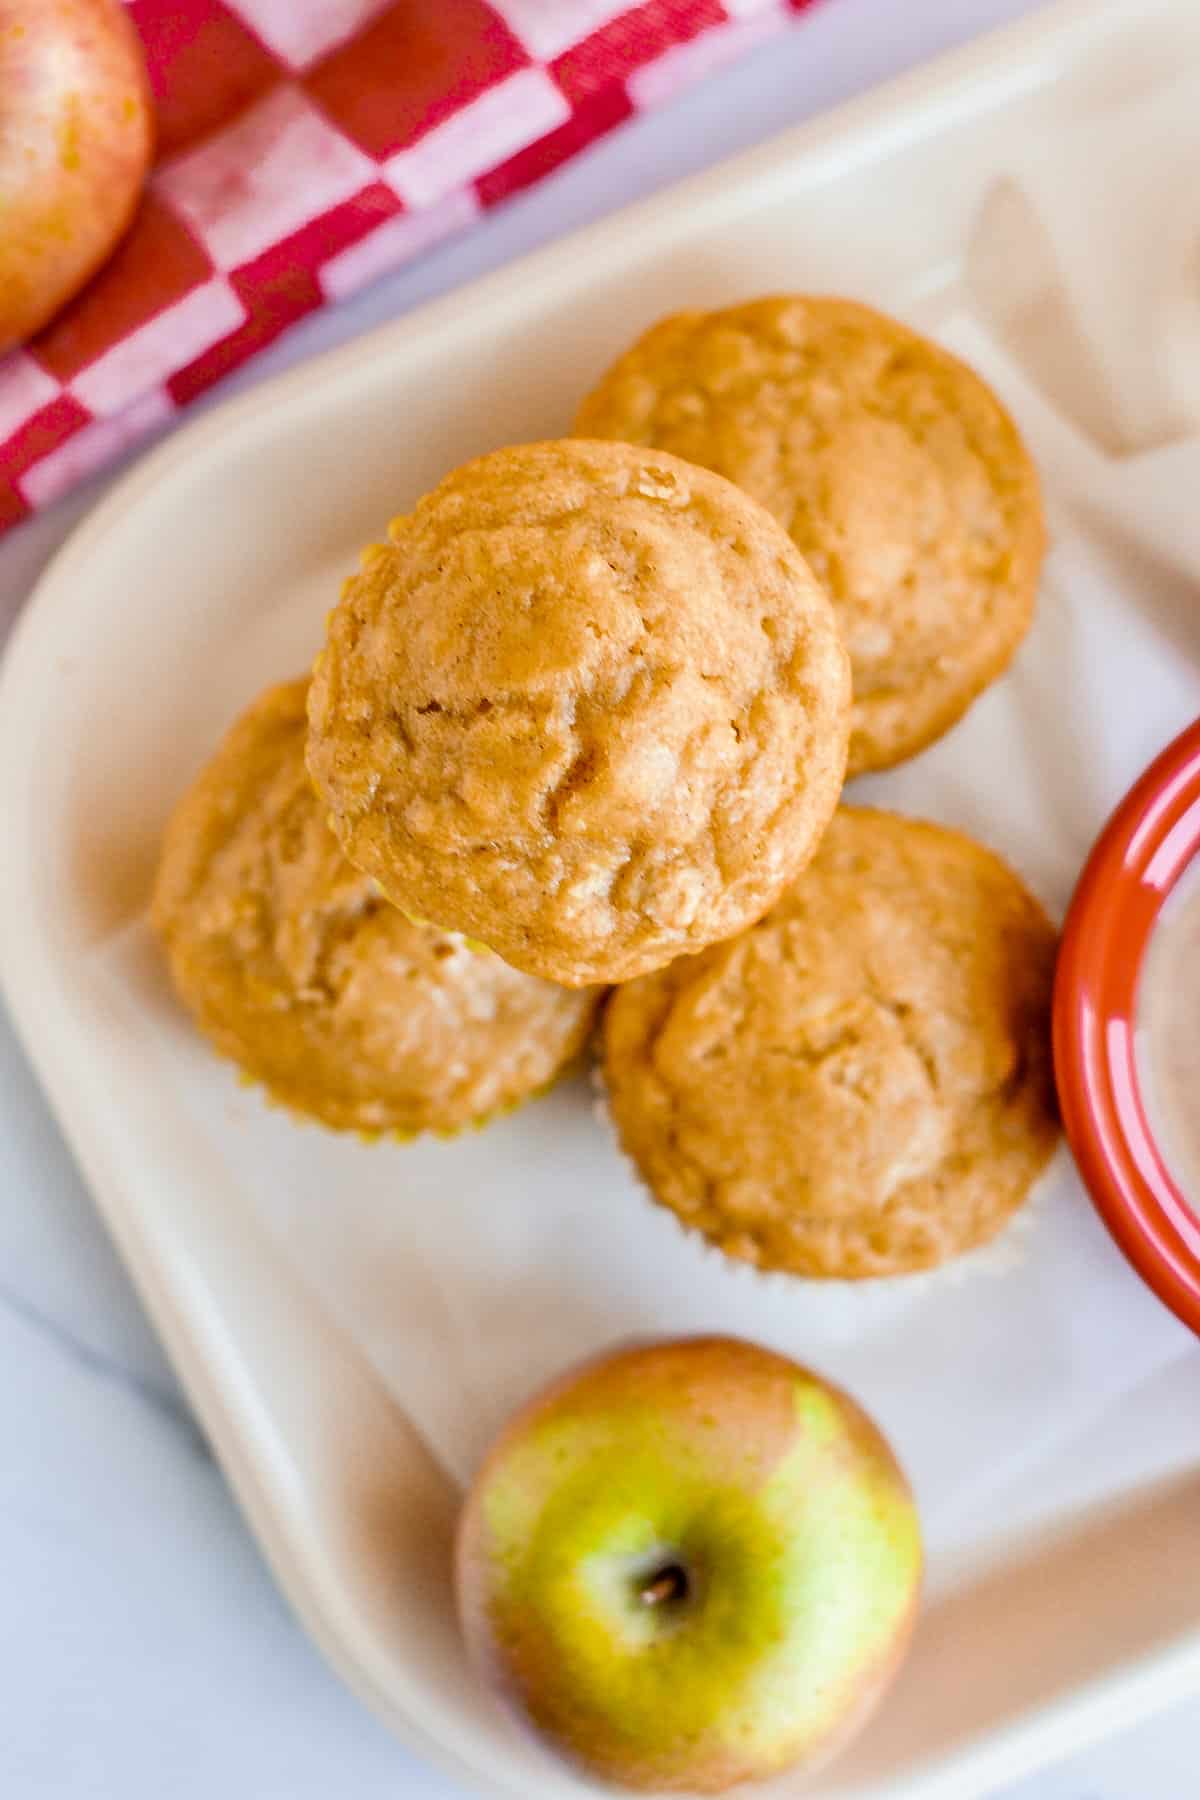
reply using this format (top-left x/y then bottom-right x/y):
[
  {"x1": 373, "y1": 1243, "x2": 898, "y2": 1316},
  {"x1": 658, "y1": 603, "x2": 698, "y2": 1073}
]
[
  {"x1": 456, "y1": 1336, "x2": 921, "y2": 1794},
  {"x1": 0, "y1": 0, "x2": 153, "y2": 351}
]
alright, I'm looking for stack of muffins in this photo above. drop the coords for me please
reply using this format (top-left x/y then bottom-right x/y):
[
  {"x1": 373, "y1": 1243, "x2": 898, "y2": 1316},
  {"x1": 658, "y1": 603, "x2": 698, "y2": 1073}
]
[{"x1": 153, "y1": 296, "x2": 1059, "y2": 1281}]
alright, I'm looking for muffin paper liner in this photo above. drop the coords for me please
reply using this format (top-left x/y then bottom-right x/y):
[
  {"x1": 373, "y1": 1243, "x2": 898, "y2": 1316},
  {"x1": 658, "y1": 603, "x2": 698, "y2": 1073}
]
[{"x1": 589, "y1": 1059, "x2": 1051, "y2": 1308}]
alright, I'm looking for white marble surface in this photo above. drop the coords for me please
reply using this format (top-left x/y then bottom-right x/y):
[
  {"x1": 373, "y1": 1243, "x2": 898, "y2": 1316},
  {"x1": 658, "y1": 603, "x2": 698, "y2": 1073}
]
[{"x1": 1, "y1": 2, "x2": 1196, "y2": 1795}]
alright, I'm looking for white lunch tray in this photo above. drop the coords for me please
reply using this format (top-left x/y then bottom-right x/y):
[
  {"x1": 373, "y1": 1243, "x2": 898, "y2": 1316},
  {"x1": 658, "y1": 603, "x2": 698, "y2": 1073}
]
[{"x1": 3, "y1": 2, "x2": 1200, "y2": 1795}]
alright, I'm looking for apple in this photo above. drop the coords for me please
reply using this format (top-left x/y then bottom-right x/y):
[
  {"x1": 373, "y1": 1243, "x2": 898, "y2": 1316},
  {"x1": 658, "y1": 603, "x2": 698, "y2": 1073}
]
[
  {"x1": 0, "y1": 0, "x2": 153, "y2": 350},
  {"x1": 456, "y1": 1336, "x2": 921, "y2": 1793}
]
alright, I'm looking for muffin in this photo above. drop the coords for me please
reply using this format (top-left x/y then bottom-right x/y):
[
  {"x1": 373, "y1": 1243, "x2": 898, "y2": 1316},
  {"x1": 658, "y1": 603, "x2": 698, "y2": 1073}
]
[
  {"x1": 307, "y1": 439, "x2": 851, "y2": 988},
  {"x1": 151, "y1": 678, "x2": 599, "y2": 1134},
  {"x1": 575, "y1": 296, "x2": 1045, "y2": 776},
  {"x1": 602, "y1": 807, "x2": 1059, "y2": 1278}
]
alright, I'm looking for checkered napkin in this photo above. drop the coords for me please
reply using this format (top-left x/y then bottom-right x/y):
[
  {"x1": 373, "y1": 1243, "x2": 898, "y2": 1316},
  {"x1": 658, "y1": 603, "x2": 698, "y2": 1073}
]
[{"x1": 0, "y1": 0, "x2": 817, "y2": 534}]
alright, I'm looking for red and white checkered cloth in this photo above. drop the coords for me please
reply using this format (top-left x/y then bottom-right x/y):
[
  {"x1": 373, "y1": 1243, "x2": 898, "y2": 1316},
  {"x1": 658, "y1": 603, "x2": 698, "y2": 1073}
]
[{"x1": 0, "y1": 0, "x2": 818, "y2": 534}]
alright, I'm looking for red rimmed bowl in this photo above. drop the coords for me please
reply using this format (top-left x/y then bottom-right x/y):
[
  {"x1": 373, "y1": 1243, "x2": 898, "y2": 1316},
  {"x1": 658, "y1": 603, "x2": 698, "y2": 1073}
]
[{"x1": 1054, "y1": 718, "x2": 1200, "y2": 1335}]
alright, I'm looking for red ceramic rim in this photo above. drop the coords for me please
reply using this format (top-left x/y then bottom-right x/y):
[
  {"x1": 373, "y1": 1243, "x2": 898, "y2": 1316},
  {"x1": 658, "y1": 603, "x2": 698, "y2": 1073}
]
[{"x1": 1054, "y1": 717, "x2": 1200, "y2": 1335}]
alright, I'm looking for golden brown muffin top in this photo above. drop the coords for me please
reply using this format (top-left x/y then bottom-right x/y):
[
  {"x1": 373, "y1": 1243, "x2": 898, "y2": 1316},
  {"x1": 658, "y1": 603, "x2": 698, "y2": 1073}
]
[
  {"x1": 307, "y1": 439, "x2": 850, "y2": 987},
  {"x1": 575, "y1": 296, "x2": 1045, "y2": 775},
  {"x1": 603, "y1": 807, "x2": 1059, "y2": 1278},
  {"x1": 151, "y1": 678, "x2": 598, "y2": 1134}
]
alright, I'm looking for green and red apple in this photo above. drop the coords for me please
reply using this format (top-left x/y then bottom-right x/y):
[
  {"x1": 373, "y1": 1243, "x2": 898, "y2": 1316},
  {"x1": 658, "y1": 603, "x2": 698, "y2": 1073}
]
[
  {"x1": 456, "y1": 1335, "x2": 922, "y2": 1793},
  {"x1": 0, "y1": 0, "x2": 153, "y2": 350}
]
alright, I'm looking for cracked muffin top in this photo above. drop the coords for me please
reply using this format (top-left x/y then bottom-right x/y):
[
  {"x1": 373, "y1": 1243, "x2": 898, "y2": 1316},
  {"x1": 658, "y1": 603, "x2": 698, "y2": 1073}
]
[
  {"x1": 575, "y1": 297, "x2": 1045, "y2": 776},
  {"x1": 306, "y1": 439, "x2": 850, "y2": 987},
  {"x1": 151, "y1": 678, "x2": 599, "y2": 1135},
  {"x1": 602, "y1": 807, "x2": 1059, "y2": 1278}
]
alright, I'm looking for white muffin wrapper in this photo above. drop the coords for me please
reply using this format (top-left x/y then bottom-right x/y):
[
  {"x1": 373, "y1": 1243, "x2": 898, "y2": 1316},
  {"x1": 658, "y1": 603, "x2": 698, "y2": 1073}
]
[{"x1": 589, "y1": 1058, "x2": 1050, "y2": 1312}]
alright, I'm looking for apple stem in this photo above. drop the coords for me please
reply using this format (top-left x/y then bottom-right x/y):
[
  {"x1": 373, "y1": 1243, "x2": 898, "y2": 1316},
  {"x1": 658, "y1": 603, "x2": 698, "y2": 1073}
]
[{"x1": 639, "y1": 1565, "x2": 689, "y2": 1608}]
